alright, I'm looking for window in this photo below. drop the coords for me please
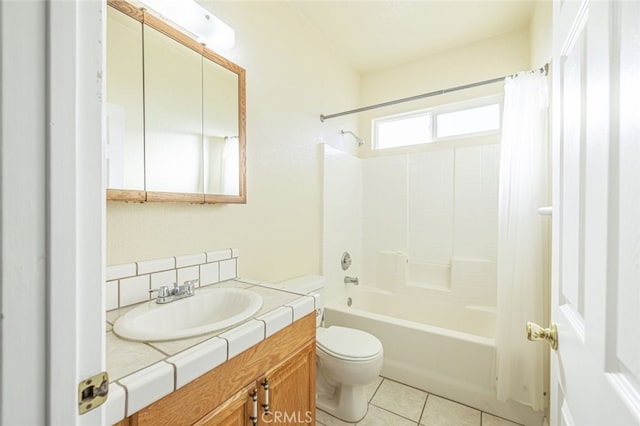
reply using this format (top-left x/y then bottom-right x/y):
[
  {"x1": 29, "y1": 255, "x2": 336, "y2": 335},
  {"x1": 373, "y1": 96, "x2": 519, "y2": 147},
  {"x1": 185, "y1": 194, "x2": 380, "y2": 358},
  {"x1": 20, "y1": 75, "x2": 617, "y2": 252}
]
[
  {"x1": 375, "y1": 112, "x2": 432, "y2": 149},
  {"x1": 436, "y1": 103, "x2": 500, "y2": 139},
  {"x1": 373, "y1": 96, "x2": 502, "y2": 150}
]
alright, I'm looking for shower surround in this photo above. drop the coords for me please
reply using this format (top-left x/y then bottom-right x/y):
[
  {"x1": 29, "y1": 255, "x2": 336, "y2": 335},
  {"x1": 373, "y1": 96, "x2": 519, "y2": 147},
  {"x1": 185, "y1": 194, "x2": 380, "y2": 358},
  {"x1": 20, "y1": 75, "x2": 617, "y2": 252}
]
[
  {"x1": 323, "y1": 142, "x2": 500, "y2": 306},
  {"x1": 322, "y1": 143, "x2": 543, "y2": 425}
]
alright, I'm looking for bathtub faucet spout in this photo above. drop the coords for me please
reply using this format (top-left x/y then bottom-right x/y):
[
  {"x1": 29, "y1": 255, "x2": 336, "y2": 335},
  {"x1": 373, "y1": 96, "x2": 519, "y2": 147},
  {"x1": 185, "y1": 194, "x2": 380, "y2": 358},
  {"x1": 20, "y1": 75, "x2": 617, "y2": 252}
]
[{"x1": 344, "y1": 276, "x2": 359, "y2": 285}]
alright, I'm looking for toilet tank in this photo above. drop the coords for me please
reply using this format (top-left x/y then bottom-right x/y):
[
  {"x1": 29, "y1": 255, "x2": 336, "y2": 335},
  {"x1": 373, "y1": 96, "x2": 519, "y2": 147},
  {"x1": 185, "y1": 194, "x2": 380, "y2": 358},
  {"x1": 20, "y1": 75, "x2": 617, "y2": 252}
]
[{"x1": 276, "y1": 275, "x2": 325, "y2": 327}]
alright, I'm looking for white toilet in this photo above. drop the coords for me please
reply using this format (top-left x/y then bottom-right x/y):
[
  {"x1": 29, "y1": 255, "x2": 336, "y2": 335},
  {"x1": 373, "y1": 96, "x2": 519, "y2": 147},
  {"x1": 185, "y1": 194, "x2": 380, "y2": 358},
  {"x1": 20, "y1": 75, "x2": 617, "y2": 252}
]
[{"x1": 277, "y1": 275, "x2": 383, "y2": 423}]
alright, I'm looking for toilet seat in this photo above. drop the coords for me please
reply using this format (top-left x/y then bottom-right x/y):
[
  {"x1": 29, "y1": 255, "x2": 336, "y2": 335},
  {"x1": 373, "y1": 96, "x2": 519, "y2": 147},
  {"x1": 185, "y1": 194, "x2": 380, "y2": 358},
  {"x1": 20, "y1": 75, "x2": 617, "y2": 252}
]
[{"x1": 317, "y1": 326, "x2": 382, "y2": 362}]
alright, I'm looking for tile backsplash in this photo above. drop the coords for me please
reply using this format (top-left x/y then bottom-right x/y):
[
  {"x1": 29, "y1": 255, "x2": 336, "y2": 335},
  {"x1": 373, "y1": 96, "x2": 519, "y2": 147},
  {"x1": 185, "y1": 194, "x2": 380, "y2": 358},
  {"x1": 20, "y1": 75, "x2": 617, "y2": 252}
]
[{"x1": 106, "y1": 248, "x2": 238, "y2": 311}]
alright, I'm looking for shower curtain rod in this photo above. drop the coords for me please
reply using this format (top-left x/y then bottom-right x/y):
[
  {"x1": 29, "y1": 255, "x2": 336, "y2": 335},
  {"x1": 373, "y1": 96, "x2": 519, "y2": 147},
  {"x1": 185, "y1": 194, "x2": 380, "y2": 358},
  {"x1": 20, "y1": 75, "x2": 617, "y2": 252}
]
[{"x1": 319, "y1": 63, "x2": 549, "y2": 122}]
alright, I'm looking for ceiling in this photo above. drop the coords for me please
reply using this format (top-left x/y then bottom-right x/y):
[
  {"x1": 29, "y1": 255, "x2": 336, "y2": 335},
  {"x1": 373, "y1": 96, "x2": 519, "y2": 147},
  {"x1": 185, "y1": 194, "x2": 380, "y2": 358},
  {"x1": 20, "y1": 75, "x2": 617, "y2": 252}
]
[{"x1": 287, "y1": 1, "x2": 538, "y2": 74}]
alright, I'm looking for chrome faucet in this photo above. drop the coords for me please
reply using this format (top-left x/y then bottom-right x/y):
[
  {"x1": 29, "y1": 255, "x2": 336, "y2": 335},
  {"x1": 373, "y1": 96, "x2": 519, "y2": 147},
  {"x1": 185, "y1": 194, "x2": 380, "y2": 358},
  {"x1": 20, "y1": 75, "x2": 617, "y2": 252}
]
[
  {"x1": 344, "y1": 276, "x2": 359, "y2": 285},
  {"x1": 150, "y1": 279, "x2": 198, "y2": 304}
]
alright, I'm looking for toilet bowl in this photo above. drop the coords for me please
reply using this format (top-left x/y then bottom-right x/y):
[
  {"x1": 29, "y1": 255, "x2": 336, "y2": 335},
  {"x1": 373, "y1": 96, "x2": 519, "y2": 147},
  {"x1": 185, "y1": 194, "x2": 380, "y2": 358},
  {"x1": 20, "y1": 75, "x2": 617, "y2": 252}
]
[
  {"x1": 316, "y1": 326, "x2": 383, "y2": 422},
  {"x1": 276, "y1": 275, "x2": 384, "y2": 423}
]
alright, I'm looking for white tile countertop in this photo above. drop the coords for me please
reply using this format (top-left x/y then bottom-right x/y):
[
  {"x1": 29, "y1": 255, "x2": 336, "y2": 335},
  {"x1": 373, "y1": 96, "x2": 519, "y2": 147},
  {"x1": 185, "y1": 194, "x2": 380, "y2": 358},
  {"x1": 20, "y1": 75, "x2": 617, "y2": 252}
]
[{"x1": 104, "y1": 278, "x2": 318, "y2": 425}]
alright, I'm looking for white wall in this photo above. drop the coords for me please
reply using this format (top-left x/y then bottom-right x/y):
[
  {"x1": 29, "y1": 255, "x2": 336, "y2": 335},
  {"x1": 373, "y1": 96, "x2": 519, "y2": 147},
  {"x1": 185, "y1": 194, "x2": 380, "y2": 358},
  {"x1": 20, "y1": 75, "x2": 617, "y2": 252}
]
[
  {"x1": 107, "y1": 2, "x2": 360, "y2": 283},
  {"x1": 529, "y1": 1, "x2": 553, "y2": 69}
]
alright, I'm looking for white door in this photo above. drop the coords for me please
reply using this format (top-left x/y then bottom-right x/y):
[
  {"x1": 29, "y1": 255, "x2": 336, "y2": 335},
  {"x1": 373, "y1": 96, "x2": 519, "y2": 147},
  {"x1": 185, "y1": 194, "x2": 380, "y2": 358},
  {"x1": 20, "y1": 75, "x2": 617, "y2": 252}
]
[{"x1": 550, "y1": 0, "x2": 640, "y2": 424}]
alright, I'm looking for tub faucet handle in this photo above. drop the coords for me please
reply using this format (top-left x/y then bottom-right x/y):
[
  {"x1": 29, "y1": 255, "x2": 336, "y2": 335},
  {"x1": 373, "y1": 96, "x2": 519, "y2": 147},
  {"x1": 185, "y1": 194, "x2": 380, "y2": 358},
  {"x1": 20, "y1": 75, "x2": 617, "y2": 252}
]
[{"x1": 344, "y1": 276, "x2": 359, "y2": 285}]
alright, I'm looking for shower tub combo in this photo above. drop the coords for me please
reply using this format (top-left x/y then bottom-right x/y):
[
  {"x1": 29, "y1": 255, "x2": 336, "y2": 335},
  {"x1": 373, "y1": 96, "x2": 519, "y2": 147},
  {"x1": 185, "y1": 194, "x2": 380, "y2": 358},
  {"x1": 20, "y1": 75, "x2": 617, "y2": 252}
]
[{"x1": 324, "y1": 284, "x2": 543, "y2": 425}]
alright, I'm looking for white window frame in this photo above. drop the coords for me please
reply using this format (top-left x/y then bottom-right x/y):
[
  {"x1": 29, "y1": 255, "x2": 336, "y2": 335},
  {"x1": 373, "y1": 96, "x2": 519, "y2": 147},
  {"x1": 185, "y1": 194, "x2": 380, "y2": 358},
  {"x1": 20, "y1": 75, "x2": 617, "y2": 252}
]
[{"x1": 372, "y1": 95, "x2": 504, "y2": 150}]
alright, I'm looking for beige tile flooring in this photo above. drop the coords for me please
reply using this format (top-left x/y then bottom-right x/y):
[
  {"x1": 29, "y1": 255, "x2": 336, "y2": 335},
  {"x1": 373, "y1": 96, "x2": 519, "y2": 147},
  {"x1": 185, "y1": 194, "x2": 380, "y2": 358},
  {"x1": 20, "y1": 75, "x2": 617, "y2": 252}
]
[{"x1": 316, "y1": 377, "x2": 522, "y2": 426}]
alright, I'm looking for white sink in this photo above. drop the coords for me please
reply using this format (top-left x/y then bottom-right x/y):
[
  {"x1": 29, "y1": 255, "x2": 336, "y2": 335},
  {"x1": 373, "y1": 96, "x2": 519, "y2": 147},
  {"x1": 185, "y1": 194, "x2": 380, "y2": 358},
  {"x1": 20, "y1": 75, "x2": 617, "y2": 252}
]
[{"x1": 113, "y1": 287, "x2": 263, "y2": 341}]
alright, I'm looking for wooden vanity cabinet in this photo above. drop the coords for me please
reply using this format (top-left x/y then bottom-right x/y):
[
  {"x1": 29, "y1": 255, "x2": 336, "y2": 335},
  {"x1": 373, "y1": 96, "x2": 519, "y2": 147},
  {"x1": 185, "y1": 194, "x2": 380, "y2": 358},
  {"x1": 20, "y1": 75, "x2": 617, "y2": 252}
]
[
  {"x1": 259, "y1": 343, "x2": 316, "y2": 425},
  {"x1": 193, "y1": 382, "x2": 254, "y2": 426},
  {"x1": 195, "y1": 342, "x2": 316, "y2": 426},
  {"x1": 116, "y1": 313, "x2": 316, "y2": 426}
]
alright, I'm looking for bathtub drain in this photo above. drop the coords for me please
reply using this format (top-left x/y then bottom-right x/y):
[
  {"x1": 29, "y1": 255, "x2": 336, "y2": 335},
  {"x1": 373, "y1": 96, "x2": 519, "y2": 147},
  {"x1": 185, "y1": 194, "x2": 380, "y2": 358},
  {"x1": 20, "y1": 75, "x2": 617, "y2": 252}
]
[{"x1": 347, "y1": 297, "x2": 352, "y2": 307}]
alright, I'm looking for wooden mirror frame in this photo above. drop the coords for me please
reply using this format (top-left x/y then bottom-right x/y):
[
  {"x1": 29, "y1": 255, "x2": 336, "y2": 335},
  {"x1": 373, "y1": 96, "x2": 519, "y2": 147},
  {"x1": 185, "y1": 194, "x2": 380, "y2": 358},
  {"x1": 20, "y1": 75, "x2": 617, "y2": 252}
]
[{"x1": 106, "y1": 0, "x2": 246, "y2": 204}]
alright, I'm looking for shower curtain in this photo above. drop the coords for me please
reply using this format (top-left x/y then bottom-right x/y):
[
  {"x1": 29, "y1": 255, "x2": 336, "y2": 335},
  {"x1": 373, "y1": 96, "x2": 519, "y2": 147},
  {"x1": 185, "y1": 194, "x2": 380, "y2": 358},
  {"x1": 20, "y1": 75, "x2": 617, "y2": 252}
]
[
  {"x1": 222, "y1": 136, "x2": 239, "y2": 195},
  {"x1": 495, "y1": 71, "x2": 549, "y2": 411}
]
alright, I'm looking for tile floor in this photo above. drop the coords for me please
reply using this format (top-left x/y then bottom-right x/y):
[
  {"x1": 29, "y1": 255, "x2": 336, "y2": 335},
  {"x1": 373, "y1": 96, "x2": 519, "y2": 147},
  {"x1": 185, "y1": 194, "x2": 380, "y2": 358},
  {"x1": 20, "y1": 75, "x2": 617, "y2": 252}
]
[{"x1": 316, "y1": 377, "x2": 522, "y2": 426}]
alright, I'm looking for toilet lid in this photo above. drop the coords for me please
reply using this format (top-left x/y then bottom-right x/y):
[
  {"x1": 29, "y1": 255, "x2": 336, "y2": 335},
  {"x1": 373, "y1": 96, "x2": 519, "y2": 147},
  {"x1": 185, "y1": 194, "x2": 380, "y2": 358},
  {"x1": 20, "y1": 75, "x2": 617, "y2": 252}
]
[{"x1": 317, "y1": 326, "x2": 382, "y2": 361}]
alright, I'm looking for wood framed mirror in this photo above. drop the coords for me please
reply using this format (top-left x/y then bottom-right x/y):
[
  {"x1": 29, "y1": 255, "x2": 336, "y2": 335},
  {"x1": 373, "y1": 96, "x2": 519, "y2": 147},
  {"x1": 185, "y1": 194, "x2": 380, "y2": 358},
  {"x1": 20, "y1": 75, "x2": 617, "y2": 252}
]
[{"x1": 106, "y1": 0, "x2": 246, "y2": 204}]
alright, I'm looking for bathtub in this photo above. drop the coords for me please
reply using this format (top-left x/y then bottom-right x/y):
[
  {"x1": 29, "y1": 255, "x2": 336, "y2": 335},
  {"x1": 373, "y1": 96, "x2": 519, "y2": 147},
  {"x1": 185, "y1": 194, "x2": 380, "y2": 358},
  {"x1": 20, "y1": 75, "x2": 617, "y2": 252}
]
[{"x1": 323, "y1": 286, "x2": 543, "y2": 426}]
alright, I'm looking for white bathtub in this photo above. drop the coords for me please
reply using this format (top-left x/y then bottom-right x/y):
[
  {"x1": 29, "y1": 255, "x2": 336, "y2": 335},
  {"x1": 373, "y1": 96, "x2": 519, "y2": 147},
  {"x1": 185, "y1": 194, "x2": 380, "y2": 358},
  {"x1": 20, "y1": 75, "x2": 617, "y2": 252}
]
[{"x1": 323, "y1": 286, "x2": 543, "y2": 426}]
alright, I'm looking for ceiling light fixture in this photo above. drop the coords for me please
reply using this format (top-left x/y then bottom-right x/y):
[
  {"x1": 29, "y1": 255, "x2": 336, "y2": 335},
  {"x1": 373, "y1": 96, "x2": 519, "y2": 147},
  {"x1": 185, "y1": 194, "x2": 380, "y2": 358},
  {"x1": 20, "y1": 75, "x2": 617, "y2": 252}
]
[{"x1": 139, "y1": 0, "x2": 235, "y2": 50}]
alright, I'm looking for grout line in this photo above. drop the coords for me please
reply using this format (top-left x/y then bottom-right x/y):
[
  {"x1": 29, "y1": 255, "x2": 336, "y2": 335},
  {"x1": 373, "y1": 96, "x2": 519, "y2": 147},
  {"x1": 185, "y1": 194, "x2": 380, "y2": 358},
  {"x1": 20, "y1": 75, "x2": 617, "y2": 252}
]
[
  {"x1": 317, "y1": 407, "x2": 357, "y2": 425},
  {"x1": 382, "y1": 376, "x2": 493, "y2": 420},
  {"x1": 373, "y1": 376, "x2": 516, "y2": 426},
  {"x1": 219, "y1": 335, "x2": 230, "y2": 360},
  {"x1": 256, "y1": 318, "x2": 267, "y2": 339},
  {"x1": 146, "y1": 342, "x2": 170, "y2": 357},
  {"x1": 116, "y1": 379, "x2": 129, "y2": 417},
  {"x1": 234, "y1": 256, "x2": 238, "y2": 278},
  {"x1": 368, "y1": 377, "x2": 384, "y2": 403},
  {"x1": 419, "y1": 393, "x2": 429, "y2": 425},
  {"x1": 379, "y1": 375, "x2": 431, "y2": 394},
  {"x1": 480, "y1": 411, "x2": 524, "y2": 426},
  {"x1": 368, "y1": 402, "x2": 422, "y2": 424},
  {"x1": 164, "y1": 360, "x2": 177, "y2": 392},
  {"x1": 425, "y1": 392, "x2": 483, "y2": 416}
]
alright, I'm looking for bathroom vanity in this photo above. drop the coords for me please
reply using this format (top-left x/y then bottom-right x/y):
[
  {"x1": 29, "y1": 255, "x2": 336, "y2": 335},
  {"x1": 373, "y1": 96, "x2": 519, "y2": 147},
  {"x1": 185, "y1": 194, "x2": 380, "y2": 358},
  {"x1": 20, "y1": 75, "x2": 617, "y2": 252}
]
[
  {"x1": 104, "y1": 250, "x2": 319, "y2": 425},
  {"x1": 114, "y1": 313, "x2": 315, "y2": 425}
]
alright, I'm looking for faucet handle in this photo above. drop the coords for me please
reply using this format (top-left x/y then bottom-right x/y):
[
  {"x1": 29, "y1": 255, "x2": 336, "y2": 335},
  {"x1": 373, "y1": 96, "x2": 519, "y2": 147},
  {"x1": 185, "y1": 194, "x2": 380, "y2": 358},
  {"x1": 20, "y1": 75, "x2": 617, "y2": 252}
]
[
  {"x1": 184, "y1": 279, "x2": 198, "y2": 294},
  {"x1": 149, "y1": 285, "x2": 170, "y2": 298}
]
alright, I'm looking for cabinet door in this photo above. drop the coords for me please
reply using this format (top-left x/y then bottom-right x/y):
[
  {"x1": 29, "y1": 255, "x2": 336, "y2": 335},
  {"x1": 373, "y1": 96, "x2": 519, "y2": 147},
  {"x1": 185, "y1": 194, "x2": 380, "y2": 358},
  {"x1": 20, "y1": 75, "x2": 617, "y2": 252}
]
[
  {"x1": 202, "y1": 54, "x2": 240, "y2": 197},
  {"x1": 260, "y1": 341, "x2": 316, "y2": 425},
  {"x1": 143, "y1": 24, "x2": 203, "y2": 198},
  {"x1": 194, "y1": 383, "x2": 255, "y2": 426},
  {"x1": 106, "y1": 5, "x2": 145, "y2": 199}
]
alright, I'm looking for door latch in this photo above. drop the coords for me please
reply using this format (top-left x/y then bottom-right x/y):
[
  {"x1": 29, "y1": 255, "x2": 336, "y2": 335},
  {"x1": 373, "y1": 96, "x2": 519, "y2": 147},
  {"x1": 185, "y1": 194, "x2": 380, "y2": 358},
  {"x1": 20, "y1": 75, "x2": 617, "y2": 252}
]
[{"x1": 78, "y1": 372, "x2": 109, "y2": 414}]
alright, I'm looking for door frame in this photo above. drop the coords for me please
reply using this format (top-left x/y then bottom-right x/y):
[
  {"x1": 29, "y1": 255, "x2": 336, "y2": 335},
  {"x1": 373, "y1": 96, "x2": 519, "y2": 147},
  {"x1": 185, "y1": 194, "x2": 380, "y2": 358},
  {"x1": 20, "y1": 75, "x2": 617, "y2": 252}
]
[
  {"x1": 48, "y1": 1, "x2": 106, "y2": 424},
  {"x1": 1, "y1": 0, "x2": 106, "y2": 424}
]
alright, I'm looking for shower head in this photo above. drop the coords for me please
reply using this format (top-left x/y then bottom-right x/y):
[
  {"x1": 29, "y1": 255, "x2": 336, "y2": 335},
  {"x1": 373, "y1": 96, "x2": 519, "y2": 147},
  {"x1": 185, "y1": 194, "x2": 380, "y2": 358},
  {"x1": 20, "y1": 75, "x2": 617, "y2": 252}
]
[{"x1": 341, "y1": 130, "x2": 364, "y2": 146}]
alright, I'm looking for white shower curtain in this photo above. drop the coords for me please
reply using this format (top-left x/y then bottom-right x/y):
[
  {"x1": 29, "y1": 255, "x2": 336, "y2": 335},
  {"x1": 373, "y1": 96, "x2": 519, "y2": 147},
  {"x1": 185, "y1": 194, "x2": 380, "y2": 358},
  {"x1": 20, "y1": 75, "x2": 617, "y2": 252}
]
[
  {"x1": 495, "y1": 71, "x2": 549, "y2": 411},
  {"x1": 222, "y1": 136, "x2": 239, "y2": 195}
]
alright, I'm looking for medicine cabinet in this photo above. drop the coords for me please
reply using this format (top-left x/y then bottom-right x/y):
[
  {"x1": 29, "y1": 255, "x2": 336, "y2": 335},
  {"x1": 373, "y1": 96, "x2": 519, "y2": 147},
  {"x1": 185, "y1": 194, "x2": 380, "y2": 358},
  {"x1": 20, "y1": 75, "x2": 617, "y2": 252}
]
[{"x1": 106, "y1": 0, "x2": 246, "y2": 204}]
